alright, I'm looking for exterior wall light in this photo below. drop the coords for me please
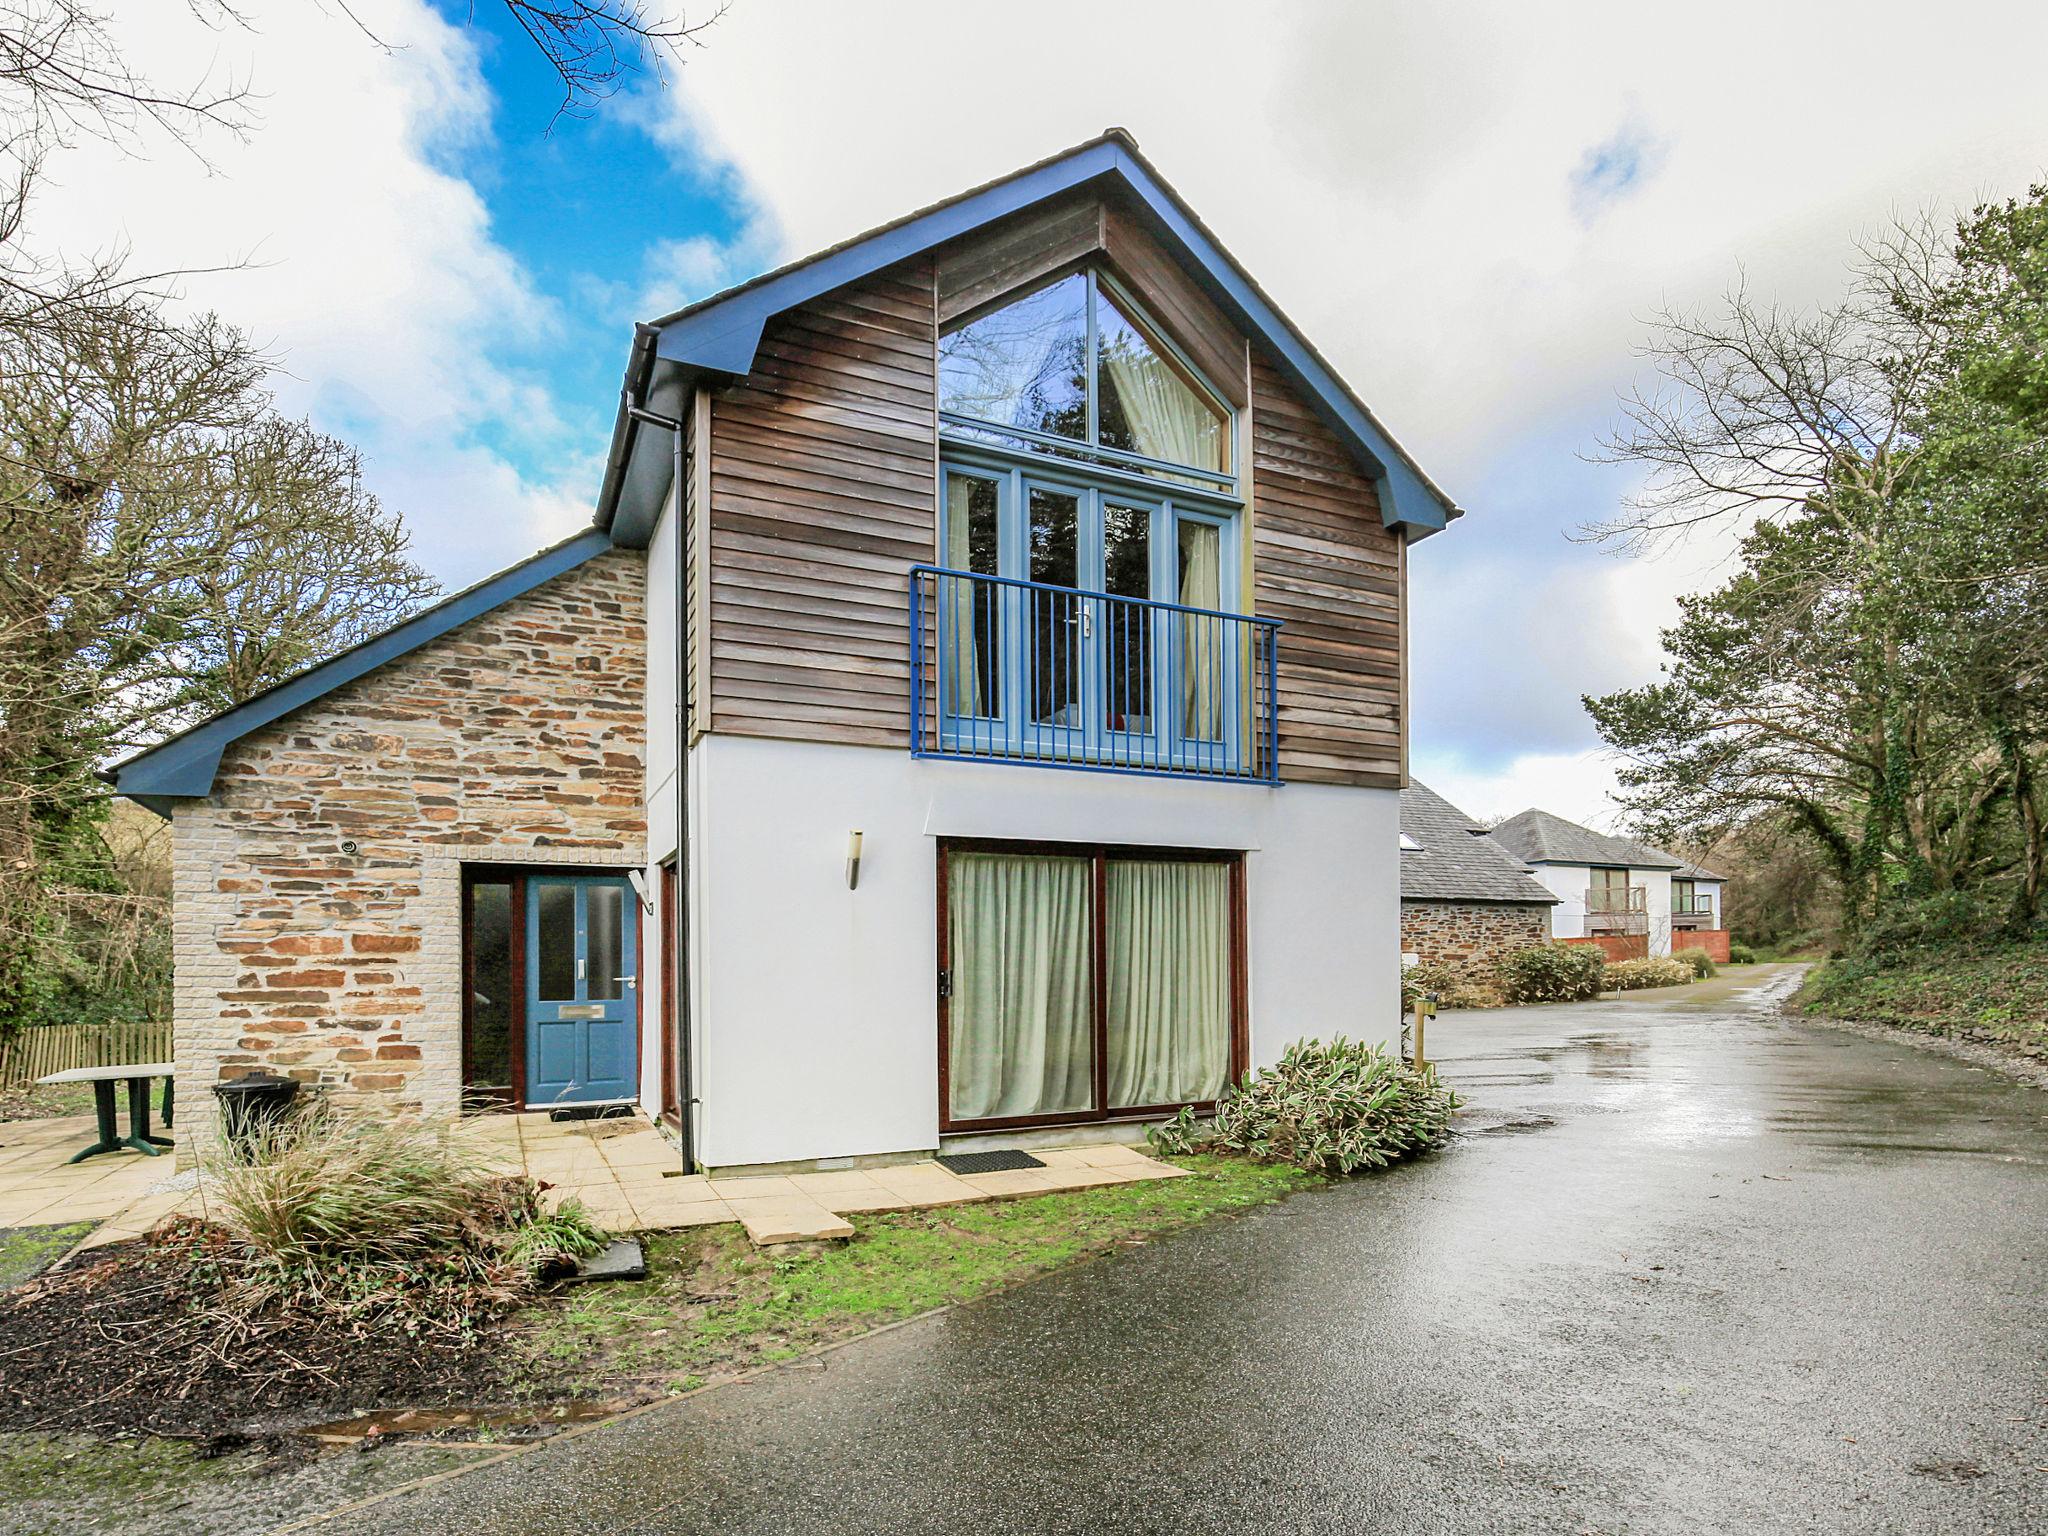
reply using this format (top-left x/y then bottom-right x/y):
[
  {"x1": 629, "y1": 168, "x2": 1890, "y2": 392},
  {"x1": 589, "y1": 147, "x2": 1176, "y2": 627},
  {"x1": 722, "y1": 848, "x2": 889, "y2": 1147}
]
[{"x1": 846, "y1": 831, "x2": 864, "y2": 891}]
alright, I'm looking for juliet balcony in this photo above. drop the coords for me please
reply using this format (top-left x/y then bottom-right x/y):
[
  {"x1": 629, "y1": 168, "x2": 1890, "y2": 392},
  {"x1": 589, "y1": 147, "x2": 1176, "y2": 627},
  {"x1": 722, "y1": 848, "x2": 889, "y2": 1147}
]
[{"x1": 908, "y1": 565, "x2": 1281, "y2": 783}]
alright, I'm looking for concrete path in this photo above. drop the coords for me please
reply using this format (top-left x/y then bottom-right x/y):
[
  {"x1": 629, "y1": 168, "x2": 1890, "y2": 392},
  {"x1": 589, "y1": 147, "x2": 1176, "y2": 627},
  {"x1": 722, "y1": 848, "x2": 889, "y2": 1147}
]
[
  {"x1": 317, "y1": 968, "x2": 2048, "y2": 1533},
  {"x1": 0, "y1": 1108, "x2": 1186, "y2": 1260}
]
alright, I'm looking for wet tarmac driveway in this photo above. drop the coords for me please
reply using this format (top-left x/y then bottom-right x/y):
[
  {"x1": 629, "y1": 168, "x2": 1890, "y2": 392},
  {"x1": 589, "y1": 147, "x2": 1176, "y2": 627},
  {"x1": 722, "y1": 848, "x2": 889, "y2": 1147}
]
[{"x1": 345, "y1": 967, "x2": 2047, "y2": 1535}]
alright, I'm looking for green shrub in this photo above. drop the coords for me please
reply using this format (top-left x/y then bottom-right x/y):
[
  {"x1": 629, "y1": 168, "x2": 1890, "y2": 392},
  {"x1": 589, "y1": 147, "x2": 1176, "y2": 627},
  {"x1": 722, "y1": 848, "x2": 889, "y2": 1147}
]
[
  {"x1": 1727, "y1": 943, "x2": 1758, "y2": 965},
  {"x1": 1149, "y1": 1037, "x2": 1460, "y2": 1174},
  {"x1": 1672, "y1": 946, "x2": 1716, "y2": 978},
  {"x1": 1497, "y1": 943, "x2": 1605, "y2": 1004},
  {"x1": 1601, "y1": 956, "x2": 1694, "y2": 990},
  {"x1": 1851, "y1": 890, "x2": 2012, "y2": 963},
  {"x1": 1401, "y1": 961, "x2": 1503, "y2": 1010}
]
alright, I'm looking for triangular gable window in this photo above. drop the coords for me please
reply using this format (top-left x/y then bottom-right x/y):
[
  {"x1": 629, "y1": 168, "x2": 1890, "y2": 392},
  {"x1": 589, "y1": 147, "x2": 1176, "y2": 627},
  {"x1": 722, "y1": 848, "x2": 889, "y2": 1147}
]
[{"x1": 939, "y1": 268, "x2": 1231, "y2": 486}]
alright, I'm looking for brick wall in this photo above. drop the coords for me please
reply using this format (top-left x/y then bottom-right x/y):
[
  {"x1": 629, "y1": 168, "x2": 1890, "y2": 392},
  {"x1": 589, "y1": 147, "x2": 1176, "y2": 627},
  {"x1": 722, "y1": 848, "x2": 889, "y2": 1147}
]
[
  {"x1": 1400, "y1": 901, "x2": 1551, "y2": 971},
  {"x1": 171, "y1": 548, "x2": 647, "y2": 1154},
  {"x1": 1561, "y1": 934, "x2": 1648, "y2": 962},
  {"x1": 1671, "y1": 928, "x2": 1731, "y2": 963}
]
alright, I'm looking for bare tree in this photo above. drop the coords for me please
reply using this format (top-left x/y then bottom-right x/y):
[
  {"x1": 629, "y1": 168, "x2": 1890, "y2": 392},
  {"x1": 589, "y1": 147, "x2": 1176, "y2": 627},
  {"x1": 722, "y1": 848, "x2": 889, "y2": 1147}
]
[
  {"x1": 335, "y1": 1, "x2": 725, "y2": 122},
  {"x1": 0, "y1": 287, "x2": 437, "y2": 1026},
  {"x1": 1587, "y1": 221, "x2": 1949, "y2": 553}
]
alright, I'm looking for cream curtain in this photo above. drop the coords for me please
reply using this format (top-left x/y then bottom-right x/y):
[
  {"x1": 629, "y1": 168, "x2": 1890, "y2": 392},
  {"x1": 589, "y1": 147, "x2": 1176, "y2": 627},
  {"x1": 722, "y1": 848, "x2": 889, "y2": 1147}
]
[
  {"x1": 943, "y1": 479, "x2": 984, "y2": 718},
  {"x1": 1105, "y1": 859, "x2": 1230, "y2": 1108},
  {"x1": 1179, "y1": 521, "x2": 1223, "y2": 742},
  {"x1": 1099, "y1": 336, "x2": 1221, "y2": 473},
  {"x1": 947, "y1": 853, "x2": 1094, "y2": 1121}
]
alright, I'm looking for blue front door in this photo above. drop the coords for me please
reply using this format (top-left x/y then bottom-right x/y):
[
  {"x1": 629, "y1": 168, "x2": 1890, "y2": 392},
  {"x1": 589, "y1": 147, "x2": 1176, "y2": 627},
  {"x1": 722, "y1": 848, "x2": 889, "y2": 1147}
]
[{"x1": 526, "y1": 876, "x2": 638, "y2": 1107}]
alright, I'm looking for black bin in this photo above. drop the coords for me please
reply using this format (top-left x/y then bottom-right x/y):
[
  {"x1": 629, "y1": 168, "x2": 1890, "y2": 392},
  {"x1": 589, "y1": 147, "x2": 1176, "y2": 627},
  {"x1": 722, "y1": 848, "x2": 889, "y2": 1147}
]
[{"x1": 213, "y1": 1074, "x2": 302, "y2": 1152}]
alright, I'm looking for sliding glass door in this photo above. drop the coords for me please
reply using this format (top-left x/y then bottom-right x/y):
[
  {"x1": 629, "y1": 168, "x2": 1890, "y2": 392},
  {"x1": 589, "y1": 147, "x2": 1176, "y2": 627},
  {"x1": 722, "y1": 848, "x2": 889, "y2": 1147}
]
[{"x1": 940, "y1": 842, "x2": 1242, "y2": 1131}]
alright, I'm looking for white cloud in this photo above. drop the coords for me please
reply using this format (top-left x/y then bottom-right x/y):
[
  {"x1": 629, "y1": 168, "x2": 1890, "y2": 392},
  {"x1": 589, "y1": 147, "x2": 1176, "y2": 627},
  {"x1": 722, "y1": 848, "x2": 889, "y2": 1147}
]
[
  {"x1": 1412, "y1": 748, "x2": 1625, "y2": 832},
  {"x1": 29, "y1": 0, "x2": 587, "y2": 585},
  {"x1": 641, "y1": 0, "x2": 2048, "y2": 774}
]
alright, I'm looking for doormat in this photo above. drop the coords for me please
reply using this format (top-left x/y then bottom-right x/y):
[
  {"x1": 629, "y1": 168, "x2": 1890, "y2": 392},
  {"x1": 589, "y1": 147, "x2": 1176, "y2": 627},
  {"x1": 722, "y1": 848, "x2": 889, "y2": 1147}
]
[{"x1": 936, "y1": 1148, "x2": 1046, "y2": 1175}]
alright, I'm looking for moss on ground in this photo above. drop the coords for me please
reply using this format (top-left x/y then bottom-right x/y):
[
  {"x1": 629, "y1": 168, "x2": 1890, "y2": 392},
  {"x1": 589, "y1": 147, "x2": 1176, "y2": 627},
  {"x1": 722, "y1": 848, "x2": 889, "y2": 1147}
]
[
  {"x1": 0, "y1": 1432, "x2": 240, "y2": 1502},
  {"x1": 1799, "y1": 942, "x2": 2048, "y2": 1058},
  {"x1": 520, "y1": 1154, "x2": 1317, "y2": 1394},
  {"x1": 0, "y1": 1223, "x2": 91, "y2": 1290}
]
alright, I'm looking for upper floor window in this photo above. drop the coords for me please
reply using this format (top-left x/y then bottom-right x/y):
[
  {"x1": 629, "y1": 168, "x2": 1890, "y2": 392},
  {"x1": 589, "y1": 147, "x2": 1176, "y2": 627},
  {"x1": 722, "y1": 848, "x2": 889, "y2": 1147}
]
[{"x1": 939, "y1": 269, "x2": 1233, "y2": 487}]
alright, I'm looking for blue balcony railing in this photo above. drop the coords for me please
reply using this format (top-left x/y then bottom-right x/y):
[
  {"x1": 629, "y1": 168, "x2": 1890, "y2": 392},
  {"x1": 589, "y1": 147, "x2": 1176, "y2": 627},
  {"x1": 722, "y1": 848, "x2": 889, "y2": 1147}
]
[{"x1": 909, "y1": 565, "x2": 1281, "y2": 783}]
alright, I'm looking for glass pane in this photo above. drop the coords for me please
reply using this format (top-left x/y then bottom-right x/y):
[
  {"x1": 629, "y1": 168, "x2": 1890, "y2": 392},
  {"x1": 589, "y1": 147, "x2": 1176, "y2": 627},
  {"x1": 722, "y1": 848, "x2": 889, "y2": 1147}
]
[
  {"x1": 938, "y1": 274, "x2": 1087, "y2": 440},
  {"x1": 1095, "y1": 288, "x2": 1227, "y2": 473},
  {"x1": 588, "y1": 884, "x2": 623, "y2": 1001},
  {"x1": 1028, "y1": 487, "x2": 1080, "y2": 728},
  {"x1": 466, "y1": 881, "x2": 513, "y2": 1097},
  {"x1": 942, "y1": 474, "x2": 1001, "y2": 720},
  {"x1": 536, "y1": 884, "x2": 576, "y2": 1001},
  {"x1": 1178, "y1": 520, "x2": 1225, "y2": 742},
  {"x1": 947, "y1": 852, "x2": 1095, "y2": 1121},
  {"x1": 1103, "y1": 502, "x2": 1152, "y2": 734},
  {"x1": 1105, "y1": 859, "x2": 1231, "y2": 1108}
]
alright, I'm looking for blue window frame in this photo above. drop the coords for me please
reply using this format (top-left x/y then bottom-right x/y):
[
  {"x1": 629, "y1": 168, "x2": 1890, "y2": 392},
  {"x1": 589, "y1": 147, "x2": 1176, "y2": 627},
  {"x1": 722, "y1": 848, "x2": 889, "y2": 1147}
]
[{"x1": 930, "y1": 268, "x2": 1260, "y2": 777}]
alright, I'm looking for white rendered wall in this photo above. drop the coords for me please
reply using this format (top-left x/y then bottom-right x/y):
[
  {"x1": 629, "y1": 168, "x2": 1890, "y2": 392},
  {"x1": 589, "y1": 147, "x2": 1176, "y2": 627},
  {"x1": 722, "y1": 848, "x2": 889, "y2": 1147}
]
[
  {"x1": 638, "y1": 491, "x2": 681, "y2": 1116},
  {"x1": 686, "y1": 733, "x2": 1401, "y2": 1170},
  {"x1": 1528, "y1": 863, "x2": 1676, "y2": 953},
  {"x1": 1641, "y1": 869, "x2": 1674, "y2": 955}
]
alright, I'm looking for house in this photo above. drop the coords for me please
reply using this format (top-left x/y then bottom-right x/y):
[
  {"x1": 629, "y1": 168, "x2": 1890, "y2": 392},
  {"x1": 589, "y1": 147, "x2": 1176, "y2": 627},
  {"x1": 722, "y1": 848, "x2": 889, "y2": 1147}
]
[
  {"x1": 1486, "y1": 808, "x2": 1727, "y2": 961},
  {"x1": 1398, "y1": 783, "x2": 1557, "y2": 971},
  {"x1": 110, "y1": 130, "x2": 1464, "y2": 1172}
]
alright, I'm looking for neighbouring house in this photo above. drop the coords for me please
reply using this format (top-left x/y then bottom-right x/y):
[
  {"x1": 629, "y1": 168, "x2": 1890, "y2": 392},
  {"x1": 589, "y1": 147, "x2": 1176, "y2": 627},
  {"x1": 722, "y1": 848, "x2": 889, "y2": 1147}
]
[
  {"x1": 1398, "y1": 783, "x2": 1557, "y2": 971},
  {"x1": 110, "y1": 130, "x2": 1465, "y2": 1172},
  {"x1": 1486, "y1": 808, "x2": 1728, "y2": 961}
]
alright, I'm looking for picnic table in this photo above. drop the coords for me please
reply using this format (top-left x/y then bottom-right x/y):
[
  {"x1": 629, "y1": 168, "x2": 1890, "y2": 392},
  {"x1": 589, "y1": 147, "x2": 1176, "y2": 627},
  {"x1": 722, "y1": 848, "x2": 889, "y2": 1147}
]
[{"x1": 37, "y1": 1062, "x2": 175, "y2": 1163}]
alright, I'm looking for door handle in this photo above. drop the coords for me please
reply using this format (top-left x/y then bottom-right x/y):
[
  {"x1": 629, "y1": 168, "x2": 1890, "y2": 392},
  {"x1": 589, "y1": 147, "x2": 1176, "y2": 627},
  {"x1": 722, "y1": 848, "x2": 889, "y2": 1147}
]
[{"x1": 613, "y1": 976, "x2": 637, "y2": 989}]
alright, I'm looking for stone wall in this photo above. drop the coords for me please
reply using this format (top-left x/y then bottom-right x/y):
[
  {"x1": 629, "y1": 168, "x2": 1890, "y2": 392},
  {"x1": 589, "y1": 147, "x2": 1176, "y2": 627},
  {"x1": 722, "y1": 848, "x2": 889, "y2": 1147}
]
[
  {"x1": 1400, "y1": 900, "x2": 1551, "y2": 972},
  {"x1": 171, "y1": 548, "x2": 647, "y2": 1153}
]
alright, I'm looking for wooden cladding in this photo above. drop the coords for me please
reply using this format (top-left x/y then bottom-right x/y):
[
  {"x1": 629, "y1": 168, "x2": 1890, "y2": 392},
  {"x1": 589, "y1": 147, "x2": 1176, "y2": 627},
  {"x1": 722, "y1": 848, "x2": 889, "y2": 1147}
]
[
  {"x1": 698, "y1": 200, "x2": 1407, "y2": 785},
  {"x1": 1250, "y1": 353, "x2": 1404, "y2": 789},
  {"x1": 705, "y1": 260, "x2": 937, "y2": 747}
]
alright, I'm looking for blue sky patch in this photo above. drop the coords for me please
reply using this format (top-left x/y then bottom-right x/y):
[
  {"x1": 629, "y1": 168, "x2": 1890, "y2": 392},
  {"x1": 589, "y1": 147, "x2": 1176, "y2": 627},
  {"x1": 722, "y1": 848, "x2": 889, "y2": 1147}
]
[{"x1": 1569, "y1": 116, "x2": 1667, "y2": 224}]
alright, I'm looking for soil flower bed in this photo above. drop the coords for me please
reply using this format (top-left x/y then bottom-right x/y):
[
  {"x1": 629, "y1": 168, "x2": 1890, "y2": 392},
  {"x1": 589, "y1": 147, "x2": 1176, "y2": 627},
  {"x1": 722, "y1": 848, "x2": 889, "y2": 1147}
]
[
  {"x1": 0, "y1": 1218, "x2": 530, "y2": 1443},
  {"x1": 0, "y1": 1154, "x2": 1315, "y2": 1451}
]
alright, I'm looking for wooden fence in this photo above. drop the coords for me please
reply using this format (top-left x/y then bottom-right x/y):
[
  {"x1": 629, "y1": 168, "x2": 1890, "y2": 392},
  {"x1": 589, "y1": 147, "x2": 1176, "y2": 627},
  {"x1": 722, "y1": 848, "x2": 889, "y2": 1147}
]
[{"x1": 0, "y1": 1020, "x2": 173, "y2": 1089}]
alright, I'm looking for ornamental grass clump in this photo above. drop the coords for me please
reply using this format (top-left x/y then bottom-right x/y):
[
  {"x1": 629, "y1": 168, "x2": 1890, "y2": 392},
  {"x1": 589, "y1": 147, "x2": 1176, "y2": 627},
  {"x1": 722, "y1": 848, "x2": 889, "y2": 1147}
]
[
  {"x1": 207, "y1": 1106, "x2": 606, "y2": 1333},
  {"x1": 1150, "y1": 1037, "x2": 1461, "y2": 1174}
]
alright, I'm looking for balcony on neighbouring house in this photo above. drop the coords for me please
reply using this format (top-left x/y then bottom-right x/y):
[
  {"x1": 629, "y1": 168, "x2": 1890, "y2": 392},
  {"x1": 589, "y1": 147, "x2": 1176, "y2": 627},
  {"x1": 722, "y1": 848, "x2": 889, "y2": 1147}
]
[
  {"x1": 1584, "y1": 885, "x2": 1649, "y2": 934},
  {"x1": 1671, "y1": 893, "x2": 1719, "y2": 930},
  {"x1": 909, "y1": 566, "x2": 1281, "y2": 783}
]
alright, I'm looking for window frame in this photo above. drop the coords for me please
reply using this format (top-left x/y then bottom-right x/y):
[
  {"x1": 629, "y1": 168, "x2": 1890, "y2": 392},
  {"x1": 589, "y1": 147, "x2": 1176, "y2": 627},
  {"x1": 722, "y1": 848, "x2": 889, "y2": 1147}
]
[
  {"x1": 935, "y1": 837, "x2": 1249, "y2": 1135},
  {"x1": 935, "y1": 453, "x2": 1245, "y2": 766}
]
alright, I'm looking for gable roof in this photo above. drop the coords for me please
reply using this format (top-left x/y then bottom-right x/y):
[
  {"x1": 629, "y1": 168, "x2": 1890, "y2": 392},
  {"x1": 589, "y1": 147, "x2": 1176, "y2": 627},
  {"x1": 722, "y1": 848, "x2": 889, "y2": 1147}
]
[
  {"x1": 1400, "y1": 782, "x2": 1558, "y2": 906},
  {"x1": 597, "y1": 127, "x2": 1465, "y2": 548},
  {"x1": 1487, "y1": 808, "x2": 1688, "y2": 872},
  {"x1": 106, "y1": 529, "x2": 614, "y2": 817}
]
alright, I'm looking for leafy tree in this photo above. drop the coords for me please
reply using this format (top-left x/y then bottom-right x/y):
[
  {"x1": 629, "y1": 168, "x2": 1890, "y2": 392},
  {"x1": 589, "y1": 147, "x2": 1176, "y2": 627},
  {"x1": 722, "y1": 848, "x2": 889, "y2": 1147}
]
[{"x1": 1587, "y1": 190, "x2": 2047, "y2": 940}]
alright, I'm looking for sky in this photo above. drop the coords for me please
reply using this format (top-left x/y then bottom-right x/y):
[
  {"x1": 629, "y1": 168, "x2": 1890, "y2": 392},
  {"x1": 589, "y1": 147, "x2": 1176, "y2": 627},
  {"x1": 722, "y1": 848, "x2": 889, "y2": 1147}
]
[{"x1": 32, "y1": 0, "x2": 2048, "y2": 828}]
